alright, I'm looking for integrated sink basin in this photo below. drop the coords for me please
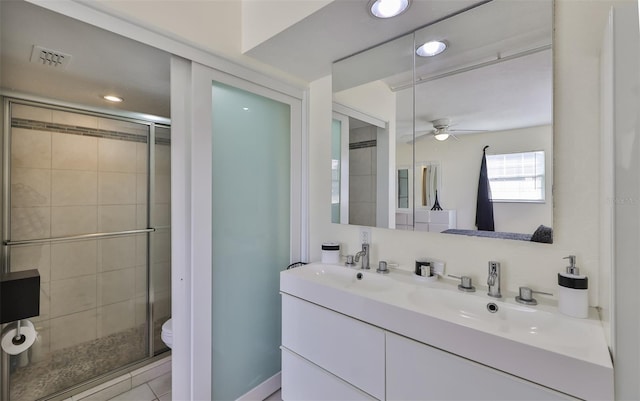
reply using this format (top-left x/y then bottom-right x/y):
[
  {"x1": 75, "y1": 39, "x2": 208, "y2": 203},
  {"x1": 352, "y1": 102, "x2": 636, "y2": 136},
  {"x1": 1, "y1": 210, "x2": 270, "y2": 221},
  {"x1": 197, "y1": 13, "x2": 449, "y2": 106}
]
[
  {"x1": 302, "y1": 262, "x2": 392, "y2": 293},
  {"x1": 280, "y1": 262, "x2": 613, "y2": 400}
]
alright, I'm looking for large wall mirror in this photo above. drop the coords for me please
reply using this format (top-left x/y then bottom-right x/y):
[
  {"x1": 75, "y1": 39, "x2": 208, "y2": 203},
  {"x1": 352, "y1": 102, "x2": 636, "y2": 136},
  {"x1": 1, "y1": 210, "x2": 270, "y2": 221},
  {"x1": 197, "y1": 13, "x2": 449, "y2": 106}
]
[{"x1": 332, "y1": 0, "x2": 553, "y2": 243}]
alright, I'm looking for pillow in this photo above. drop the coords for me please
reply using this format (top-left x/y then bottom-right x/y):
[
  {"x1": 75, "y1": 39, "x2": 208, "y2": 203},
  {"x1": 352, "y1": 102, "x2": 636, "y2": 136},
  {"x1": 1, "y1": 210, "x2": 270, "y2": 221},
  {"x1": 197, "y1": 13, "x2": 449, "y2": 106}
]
[{"x1": 530, "y1": 225, "x2": 553, "y2": 244}]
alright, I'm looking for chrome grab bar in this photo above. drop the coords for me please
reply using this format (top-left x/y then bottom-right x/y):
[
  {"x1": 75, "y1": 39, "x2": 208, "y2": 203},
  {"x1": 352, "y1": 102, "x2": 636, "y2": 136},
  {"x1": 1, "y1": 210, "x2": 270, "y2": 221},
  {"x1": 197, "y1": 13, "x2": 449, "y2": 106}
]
[{"x1": 4, "y1": 228, "x2": 156, "y2": 246}]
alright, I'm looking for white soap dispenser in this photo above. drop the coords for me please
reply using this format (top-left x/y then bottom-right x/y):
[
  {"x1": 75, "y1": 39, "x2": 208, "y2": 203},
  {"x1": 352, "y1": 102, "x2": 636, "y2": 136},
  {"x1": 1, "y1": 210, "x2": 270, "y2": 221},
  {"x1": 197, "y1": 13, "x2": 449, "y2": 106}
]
[{"x1": 557, "y1": 255, "x2": 588, "y2": 318}]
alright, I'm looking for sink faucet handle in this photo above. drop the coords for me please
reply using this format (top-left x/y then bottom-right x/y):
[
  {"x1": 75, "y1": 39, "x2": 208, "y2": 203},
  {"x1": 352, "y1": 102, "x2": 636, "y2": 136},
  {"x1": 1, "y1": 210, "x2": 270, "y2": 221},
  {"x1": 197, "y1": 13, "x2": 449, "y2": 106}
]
[
  {"x1": 345, "y1": 255, "x2": 356, "y2": 267},
  {"x1": 516, "y1": 286, "x2": 553, "y2": 305},
  {"x1": 376, "y1": 260, "x2": 389, "y2": 274},
  {"x1": 448, "y1": 274, "x2": 476, "y2": 292}
]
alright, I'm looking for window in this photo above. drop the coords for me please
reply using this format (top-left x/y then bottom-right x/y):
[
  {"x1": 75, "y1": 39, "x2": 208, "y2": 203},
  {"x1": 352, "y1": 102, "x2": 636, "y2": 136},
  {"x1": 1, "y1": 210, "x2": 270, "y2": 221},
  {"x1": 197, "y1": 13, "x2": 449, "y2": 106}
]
[{"x1": 486, "y1": 151, "x2": 545, "y2": 202}]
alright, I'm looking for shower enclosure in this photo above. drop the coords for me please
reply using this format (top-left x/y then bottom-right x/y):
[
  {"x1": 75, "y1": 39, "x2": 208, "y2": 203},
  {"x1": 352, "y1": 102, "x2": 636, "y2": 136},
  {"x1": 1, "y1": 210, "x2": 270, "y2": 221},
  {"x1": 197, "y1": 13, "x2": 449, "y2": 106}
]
[{"x1": 0, "y1": 98, "x2": 171, "y2": 400}]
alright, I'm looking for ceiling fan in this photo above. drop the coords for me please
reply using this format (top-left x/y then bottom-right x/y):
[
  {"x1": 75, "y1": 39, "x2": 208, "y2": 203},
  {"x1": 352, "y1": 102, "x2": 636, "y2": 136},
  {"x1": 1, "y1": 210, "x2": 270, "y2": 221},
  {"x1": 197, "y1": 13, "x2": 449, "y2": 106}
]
[{"x1": 412, "y1": 118, "x2": 487, "y2": 143}]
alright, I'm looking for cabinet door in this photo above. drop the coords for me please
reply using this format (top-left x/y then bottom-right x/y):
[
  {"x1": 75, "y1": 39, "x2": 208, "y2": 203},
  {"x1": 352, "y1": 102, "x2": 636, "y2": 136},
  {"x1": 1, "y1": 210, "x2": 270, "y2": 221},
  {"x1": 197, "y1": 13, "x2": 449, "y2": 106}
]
[
  {"x1": 386, "y1": 333, "x2": 577, "y2": 401},
  {"x1": 282, "y1": 348, "x2": 376, "y2": 401},
  {"x1": 282, "y1": 295, "x2": 385, "y2": 399}
]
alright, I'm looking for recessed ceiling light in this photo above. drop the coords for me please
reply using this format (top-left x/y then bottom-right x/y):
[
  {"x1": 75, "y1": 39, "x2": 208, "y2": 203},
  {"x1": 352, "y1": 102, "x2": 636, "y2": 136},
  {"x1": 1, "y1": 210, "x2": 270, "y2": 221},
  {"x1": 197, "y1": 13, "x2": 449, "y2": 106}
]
[
  {"x1": 369, "y1": 0, "x2": 410, "y2": 19},
  {"x1": 242, "y1": 107, "x2": 250, "y2": 111},
  {"x1": 103, "y1": 95, "x2": 123, "y2": 103},
  {"x1": 416, "y1": 41, "x2": 447, "y2": 57}
]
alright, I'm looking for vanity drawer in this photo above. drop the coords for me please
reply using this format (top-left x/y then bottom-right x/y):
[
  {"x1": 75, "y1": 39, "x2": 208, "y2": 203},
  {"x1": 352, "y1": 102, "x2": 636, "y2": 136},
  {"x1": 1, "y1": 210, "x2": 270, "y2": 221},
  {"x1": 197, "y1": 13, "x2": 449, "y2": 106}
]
[
  {"x1": 281, "y1": 347, "x2": 377, "y2": 401},
  {"x1": 281, "y1": 294, "x2": 385, "y2": 400},
  {"x1": 386, "y1": 332, "x2": 578, "y2": 400}
]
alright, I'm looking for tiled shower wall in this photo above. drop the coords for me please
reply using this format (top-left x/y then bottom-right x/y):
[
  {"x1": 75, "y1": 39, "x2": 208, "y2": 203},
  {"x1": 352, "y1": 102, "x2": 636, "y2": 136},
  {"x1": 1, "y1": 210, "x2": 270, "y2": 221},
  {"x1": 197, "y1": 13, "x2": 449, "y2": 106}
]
[
  {"x1": 7, "y1": 103, "x2": 170, "y2": 381},
  {"x1": 349, "y1": 125, "x2": 377, "y2": 226}
]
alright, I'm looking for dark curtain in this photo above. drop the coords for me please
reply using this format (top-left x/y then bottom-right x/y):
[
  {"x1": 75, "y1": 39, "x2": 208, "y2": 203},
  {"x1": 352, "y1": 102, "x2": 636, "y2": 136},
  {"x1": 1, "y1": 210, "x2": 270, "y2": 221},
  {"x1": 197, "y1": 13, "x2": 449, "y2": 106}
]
[{"x1": 476, "y1": 145, "x2": 495, "y2": 231}]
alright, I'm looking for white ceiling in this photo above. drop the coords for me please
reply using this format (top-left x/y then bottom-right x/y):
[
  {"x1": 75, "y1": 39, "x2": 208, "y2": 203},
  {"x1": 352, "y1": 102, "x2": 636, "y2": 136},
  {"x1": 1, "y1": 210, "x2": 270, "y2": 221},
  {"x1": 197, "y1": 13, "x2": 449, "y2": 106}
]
[
  {"x1": 0, "y1": 0, "x2": 171, "y2": 118},
  {"x1": 246, "y1": 0, "x2": 487, "y2": 82},
  {"x1": 330, "y1": 0, "x2": 553, "y2": 141}
]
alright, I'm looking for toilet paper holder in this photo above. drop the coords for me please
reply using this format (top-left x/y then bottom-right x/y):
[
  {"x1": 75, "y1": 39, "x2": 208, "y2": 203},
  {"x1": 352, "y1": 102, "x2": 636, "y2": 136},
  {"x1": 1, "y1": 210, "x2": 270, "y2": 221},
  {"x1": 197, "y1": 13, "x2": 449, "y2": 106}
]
[{"x1": 0, "y1": 269, "x2": 40, "y2": 326}]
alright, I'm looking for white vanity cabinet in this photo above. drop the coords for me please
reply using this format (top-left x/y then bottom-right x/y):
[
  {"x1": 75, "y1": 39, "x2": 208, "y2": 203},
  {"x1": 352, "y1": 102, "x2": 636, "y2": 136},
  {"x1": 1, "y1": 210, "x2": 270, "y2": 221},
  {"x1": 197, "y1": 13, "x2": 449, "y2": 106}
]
[
  {"x1": 386, "y1": 332, "x2": 578, "y2": 401},
  {"x1": 281, "y1": 294, "x2": 385, "y2": 400},
  {"x1": 282, "y1": 294, "x2": 578, "y2": 401}
]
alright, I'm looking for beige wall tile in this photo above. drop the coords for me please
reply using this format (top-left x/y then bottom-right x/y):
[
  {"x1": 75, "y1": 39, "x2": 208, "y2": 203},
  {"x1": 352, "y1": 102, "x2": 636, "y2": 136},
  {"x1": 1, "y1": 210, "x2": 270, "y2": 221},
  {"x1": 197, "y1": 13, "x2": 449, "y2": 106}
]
[
  {"x1": 10, "y1": 244, "x2": 51, "y2": 282},
  {"x1": 153, "y1": 203, "x2": 170, "y2": 227},
  {"x1": 99, "y1": 138, "x2": 136, "y2": 173},
  {"x1": 135, "y1": 235, "x2": 147, "y2": 266},
  {"x1": 154, "y1": 290, "x2": 171, "y2": 321},
  {"x1": 154, "y1": 145, "x2": 171, "y2": 176},
  {"x1": 136, "y1": 204, "x2": 148, "y2": 229},
  {"x1": 136, "y1": 143, "x2": 148, "y2": 174},
  {"x1": 12, "y1": 104, "x2": 52, "y2": 122},
  {"x1": 50, "y1": 309, "x2": 97, "y2": 351},
  {"x1": 11, "y1": 207, "x2": 51, "y2": 240},
  {"x1": 50, "y1": 275, "x2": 97, "y2": 318},
  {"x1": 11, "y1": 168, "x2": 51, "y2": 207},
  {"x1": 154, "y1": 175, "x2": 171, "y2": 204},
  {"x1": 52, "y1": 133, "x2": 98, "y2": 171},
  {"x1": 52, "y1": 170, "x2": 98, "y2": 206},
  {"x1": 99, "y1": 236, "x2": 136, "y2": 271},
  {"x1": 29, "y1": 321, "x2": 51, "y2": 363},
  {"x1": 97, "y1": 117, "x2": 148, "y2": 136},
  {"x1": 12, "y1": 128, "x2": 51, "y2": 169},
  {"x1": 99, "y1": 172, "x2": 136, "y2": 205},
  {"x1": 98, "y1": 205, "x2": 136, "y2": 232},
  {"x1": 51, "y1": 110, "x2": 98, "y2": 128},
  {"x1": 134, "y1": 265, "x2": 147, "y2": 298},
  {"x1": 137, "y1": 174, "x2": 148, "y2": 204},
  {"x1": 98, "y1": 268, "x2": 135, "y2": 306},
  {"x1": 51, "y1": 206, "x2": 97, "y2": 237},
  {"x1": 51, "y1": 240, "x2": 98, "y2": 280},
  {"x1": 152, "y1": 261, "x2": 170, "y2": 294},
  {"x1": 151, "y1": 230, "x2": 170, "y2": 263},
  {"x1": 134, "y1": 295, "x2": 147, "y2": 326},
  {"x1": 98, "y1": 300, "x2": 135, "y2": 337},
  {"x1": 30, "y1": 282, "x2": 51, "y2": 325}
]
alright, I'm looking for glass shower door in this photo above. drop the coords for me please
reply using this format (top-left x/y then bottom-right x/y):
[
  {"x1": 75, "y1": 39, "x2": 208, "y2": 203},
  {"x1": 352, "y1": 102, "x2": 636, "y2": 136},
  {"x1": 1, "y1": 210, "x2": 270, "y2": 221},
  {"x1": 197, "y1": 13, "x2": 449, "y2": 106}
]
[{"x1": 3, "y1": 101, "x2": 156, "y2": 400}]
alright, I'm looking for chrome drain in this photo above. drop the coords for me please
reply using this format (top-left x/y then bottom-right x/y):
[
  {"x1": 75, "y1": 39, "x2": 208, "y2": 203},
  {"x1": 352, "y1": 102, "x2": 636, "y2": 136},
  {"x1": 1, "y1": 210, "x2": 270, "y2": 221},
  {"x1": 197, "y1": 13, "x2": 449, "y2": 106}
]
[{"x1": 486, "y1": 302, "x2": 499, "y2": 313}]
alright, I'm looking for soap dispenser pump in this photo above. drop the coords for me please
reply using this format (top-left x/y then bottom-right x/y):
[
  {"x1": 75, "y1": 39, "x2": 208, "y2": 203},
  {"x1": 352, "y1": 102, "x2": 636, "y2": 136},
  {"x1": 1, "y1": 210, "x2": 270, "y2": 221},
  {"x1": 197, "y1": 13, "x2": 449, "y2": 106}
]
[{"x1": 557, "y1": 255, "x2": 588, "y2": 318}]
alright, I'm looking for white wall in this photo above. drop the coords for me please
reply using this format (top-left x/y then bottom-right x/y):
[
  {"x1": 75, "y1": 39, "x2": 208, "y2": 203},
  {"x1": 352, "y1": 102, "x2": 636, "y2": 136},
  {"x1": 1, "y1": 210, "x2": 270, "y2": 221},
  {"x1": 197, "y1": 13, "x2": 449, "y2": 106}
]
[
  {"x1": 309, "y1": 0, "x2": 617, "y2": 308},
  {"x1": 610, "y1": 2, "x2": 640, "y2": 399},
  {"x1": 241, "y1": 0, "x2": 332, "y2": 52},
  {"x1": 406, "y1": 125, "x2": 553, "y2": 234},
  {"x1": 91, "y1": 0, "x2": 242, "y2": 56}
]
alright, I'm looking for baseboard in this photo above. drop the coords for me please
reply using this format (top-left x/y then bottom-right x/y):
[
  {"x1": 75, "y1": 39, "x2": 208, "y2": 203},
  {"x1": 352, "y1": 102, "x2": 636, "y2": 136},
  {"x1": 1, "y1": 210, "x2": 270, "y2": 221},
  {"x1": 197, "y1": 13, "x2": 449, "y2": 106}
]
[{"x1": 236, "y1": 372, "x2": 281, "y2": 401}]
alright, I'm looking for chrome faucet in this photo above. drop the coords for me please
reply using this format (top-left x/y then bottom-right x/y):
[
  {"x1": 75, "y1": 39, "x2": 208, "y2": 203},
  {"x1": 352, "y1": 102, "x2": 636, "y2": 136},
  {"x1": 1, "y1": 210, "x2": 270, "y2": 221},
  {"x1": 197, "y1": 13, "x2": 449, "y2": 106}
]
[
  {"x1": 354, "y1": 243, "x2": 370, "y2": 269},
  {"x1": 487, "y1": 261, "x2": 501, "y2": 298}
]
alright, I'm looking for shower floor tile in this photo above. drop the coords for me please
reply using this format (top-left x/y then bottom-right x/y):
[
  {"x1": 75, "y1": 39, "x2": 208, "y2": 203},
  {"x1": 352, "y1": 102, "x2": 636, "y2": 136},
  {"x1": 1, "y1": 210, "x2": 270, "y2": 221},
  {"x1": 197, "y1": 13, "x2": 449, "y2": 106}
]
[{"x1": 9, "y1": 325, "x2": 147, "y2": 401}]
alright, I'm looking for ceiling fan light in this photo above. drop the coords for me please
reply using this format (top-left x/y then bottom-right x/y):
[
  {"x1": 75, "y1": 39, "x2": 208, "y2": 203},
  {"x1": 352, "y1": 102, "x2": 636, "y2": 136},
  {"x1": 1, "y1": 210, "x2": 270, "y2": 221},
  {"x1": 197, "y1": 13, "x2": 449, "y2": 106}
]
[
  {"x1": 369, "y1": 0, "x2": 410, "y2": 19},
  {"x1": 434, "y1": 132, "x2": 449, "y2": 141},
  {"x1": 416, "y1": 41, "x2": 447, "y2": 57}
]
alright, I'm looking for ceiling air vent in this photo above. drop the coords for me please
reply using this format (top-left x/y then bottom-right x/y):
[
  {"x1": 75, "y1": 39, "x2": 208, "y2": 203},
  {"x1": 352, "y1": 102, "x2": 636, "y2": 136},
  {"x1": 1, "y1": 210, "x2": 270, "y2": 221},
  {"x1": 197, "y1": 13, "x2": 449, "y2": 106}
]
[{"x1": 30, "y1": 45, "x2": 72, "y2": 69}]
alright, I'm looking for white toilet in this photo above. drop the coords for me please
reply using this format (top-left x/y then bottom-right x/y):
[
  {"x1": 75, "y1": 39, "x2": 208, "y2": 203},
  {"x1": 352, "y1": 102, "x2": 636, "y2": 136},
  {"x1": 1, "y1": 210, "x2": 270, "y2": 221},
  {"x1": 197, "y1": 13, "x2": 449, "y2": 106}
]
[{"x1": 161, "y1": 318, "x2": 173, "y2": 349}]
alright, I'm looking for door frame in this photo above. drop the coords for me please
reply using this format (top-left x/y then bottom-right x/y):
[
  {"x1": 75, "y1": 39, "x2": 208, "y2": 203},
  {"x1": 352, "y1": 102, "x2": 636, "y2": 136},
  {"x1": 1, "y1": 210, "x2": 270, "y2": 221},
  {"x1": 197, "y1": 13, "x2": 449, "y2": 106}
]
[{"x1": 172, "y1": 60, "x2": 305, "y2": 400}]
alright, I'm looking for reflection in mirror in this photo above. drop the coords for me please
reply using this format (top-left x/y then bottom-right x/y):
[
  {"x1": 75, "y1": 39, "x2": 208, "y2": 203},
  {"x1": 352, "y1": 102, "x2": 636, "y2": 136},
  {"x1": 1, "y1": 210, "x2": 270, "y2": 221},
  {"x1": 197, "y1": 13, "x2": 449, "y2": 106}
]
[
  {"x1": 332, "y1": 0, "x2": 553, "y2": 242},
  {"x1": 332, "y1": 106, "x2": 391, "y2": 227},
  {"x1": 397, "y1": 168, "x2": 409, "y2": 209}
]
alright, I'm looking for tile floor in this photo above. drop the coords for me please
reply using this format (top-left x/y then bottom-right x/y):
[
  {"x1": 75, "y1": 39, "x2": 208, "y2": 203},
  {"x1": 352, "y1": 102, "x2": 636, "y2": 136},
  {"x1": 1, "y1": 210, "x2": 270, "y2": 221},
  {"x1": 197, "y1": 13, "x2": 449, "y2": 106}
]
[
  {"x1": 105, "y1": 371, "x2": 283, "y2": 401},
  {"x1": 107, "y1": 372, "x2": 171, "y2": 401}
]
